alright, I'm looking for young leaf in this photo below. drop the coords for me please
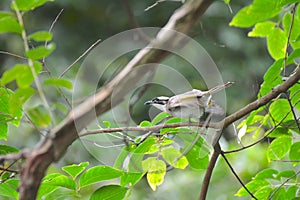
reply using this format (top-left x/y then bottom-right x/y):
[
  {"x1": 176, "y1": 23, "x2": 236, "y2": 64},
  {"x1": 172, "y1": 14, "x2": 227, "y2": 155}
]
[
  {"x1": 259, "y1": 59, "x2": 283, "y2": 97},
  {"x1": 276, "y1": 170, "x2": 296, "y2": 180},
  {"x1": 139, "y1": 120, "x2": 151, "y2": 127},
  {"x1": 14, "y1": 0, "x2": 54, "y2": 11},
  {"x1": 43, "y1": 78, "x2": 73, "y2": 90},
  {"x1": 1, "y1": 62, "x2": 42, "y2": 88},
  {"x1": 25, "y1": 43, "x2": 56, "y2": 60},
  {"x1": 127, "y1": 137, "x2": 156, "y2": 173},
  {"x1": 79, "y1": 166, "x2": 122, "y2": 188},
  {"x1": 103, "y1": 120, "x2": 111, "y2": 128},
  {"x1": 90, "y1": 185, "x2": 128, "y2": 200},
  {"x1": 27, "y1": 105, "x2": 51, "y2": 128},
  {"x1": 62, "y1": 162, "x2": 89, "y2": 180},
  {"x1": 142, "y1": 157, "x2": 166, "y2": 191},
  {"x1": 230, "y1": 0, "x2": 281, "y2": 28},
  {"x1": 267, "y1": 136, "x2": 292, "y2": 161},
  {"x1": 254, "y1": 168, "x2": 278, "y2": 180},
  {"x1": 160, "y1": 146, "x2": 188, "y2": 169},
  {"x1": 28, "y1": 31, "x2": 52, "y2": 42},
  {"x1": 0, "y1": 144, "x2": 19, "y2": 155},
  {"x1": 42, "y1": 174, "x2": 76, "y2": 190},
  {"x1": 235, "y1": 179, "x2": 269, "y2": 197},
  {"x1": 0, "y1": 16, "x2": 22, "y2": 34},
  {"x1": 289, "y1": 142, "x2": 300, "y2": 166},
  {"x1": 254, "y1": 186, "x2": 273, "y2": 200},
  {"x1": 186, "y1": 144, "x2": 209, "y2": 170},
  {"x1": 120, "y1": 172, "x2": 143, "y2": 187},
  {"x1": 9, "y1": 87, "x2": 35, "y2": 118},
  {"x1": 151, "y1": 112, "x2": 171, "y2": 125},
  {"x1": 267, "y1": 28, "x2": 287, "y2": 60},
  {"x1": 248, "y1": 21, "x2": 275, "y2": 37},
  {"x1": 269, "y1": 99, "x2": 293, "y2": 123},
  {"x1": 0, "y1": 182, "x2": 18, "y2": 199}
]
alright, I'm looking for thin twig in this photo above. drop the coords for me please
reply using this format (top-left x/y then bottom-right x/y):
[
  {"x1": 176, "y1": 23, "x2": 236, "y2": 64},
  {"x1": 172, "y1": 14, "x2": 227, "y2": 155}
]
[
  {"x1": 0, "y1": 51, "x2": 26, "y2": 59},
  {"x1": 285, "y1": 92, "x2": 300, "y2": 132},
  {"x1": 220, "y1": 151, "x2": 258, "y2": 199},
  {"x1": 59, "y1": 38, "x2": 102, "y2": 78},
  {"x1": 13, "y1": 0, "x2": 55, "y2": 126},
  {"x1": 80, "y1": 121, "x2": 217, "y2": 137},
  {"x1": 122, "y1": 0, "x2": 150, "y2": 42},
  {"x1": 268, "y1": 170, "x2": 300, "y2": 200},
  {"x1": 283, "y1": 3, "x2": 298, "y2": 75}
]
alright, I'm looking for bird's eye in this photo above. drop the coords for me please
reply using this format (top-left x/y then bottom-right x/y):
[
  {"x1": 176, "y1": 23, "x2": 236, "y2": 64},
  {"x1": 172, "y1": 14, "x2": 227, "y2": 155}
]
[{"x1": 197, "y1": 96, "x2": 202, "y2": 99}]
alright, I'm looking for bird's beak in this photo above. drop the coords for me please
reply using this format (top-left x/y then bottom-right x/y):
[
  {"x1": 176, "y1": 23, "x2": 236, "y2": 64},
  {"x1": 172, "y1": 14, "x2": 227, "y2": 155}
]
[{"x1": 144, "y1": 100, "x2": 153, "y2": 105}]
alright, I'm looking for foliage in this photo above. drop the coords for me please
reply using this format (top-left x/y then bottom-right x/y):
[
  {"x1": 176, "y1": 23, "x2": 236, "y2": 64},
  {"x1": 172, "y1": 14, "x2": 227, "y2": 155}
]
[{"x1": 0, "y1": 0, "x2": 299, "y2": 200}]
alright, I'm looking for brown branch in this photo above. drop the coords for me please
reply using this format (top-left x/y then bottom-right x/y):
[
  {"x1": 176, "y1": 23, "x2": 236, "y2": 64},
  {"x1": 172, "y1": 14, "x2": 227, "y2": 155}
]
[{"x1": 7, "y1": 1, "x2": 215, "y2": 199}]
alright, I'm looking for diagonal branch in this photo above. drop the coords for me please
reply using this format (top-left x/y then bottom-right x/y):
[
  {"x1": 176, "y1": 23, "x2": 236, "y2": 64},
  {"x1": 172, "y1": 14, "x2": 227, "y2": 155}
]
[
  {"x1": 199, "y1": 67, "x2": 300, "y2": 200},
  {"x1": 9, "y1": 1, "x2": 215, "y2": 199}
]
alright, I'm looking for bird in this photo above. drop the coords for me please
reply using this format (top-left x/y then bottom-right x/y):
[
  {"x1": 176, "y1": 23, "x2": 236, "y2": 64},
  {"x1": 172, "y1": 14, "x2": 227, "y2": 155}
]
[{"x1": 144, "y1": 82, "x2": 233, "y2": 119}]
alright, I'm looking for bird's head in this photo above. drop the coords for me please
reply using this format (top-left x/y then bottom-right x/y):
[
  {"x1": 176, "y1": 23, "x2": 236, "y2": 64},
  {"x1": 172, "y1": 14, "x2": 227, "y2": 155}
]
[{"x1": 144, "y1": 96, "x2": 170, "y2": 112}]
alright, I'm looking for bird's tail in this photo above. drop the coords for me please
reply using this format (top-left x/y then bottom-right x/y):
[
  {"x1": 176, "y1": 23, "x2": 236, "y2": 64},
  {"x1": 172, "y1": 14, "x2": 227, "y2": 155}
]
[{"x1": 208, "y1": 81, "x2": 234, "y2": 94}]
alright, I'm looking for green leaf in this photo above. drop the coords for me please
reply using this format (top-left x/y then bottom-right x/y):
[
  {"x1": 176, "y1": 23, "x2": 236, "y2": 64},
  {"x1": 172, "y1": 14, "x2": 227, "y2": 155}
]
[
  {"x1": 276, "y1": 170, "x2": 296, "y2": 180},
  {"x1": 0, "y1": 144, "x2": 19, "y2": 155},
  {"x1": 0, "y1": 182, "x2": 18, "y2": 199},
  {"x1": 286, "y1": 186, "x2": 298, "y2": 199},
  {"x1": 269, "y1": 99, "x2": 294, "y2": 123},
  {"x1": 289, "y1": 142, "x2": 300, "y2": 166},
  {"x1": 44, "y1": 78, "x2": 73, "y2": 90},
  {"x1": 267, "y1": 28, "x2": 287, "y2": 60},
  {"x1": 255, "y1": 168, "x2": 278, "y2": 180},
  {"x1": 139, "y1": 120, "x2": 151, "y2": 127},
  {"x1": 37, "y1": 184, "x2": 58, "y2": 199},
  {"x1": 142, "y1": 157, "x2": 166, "y2": 191},
  {"x1": 267, "y1": 126, "x2": 291, "y2": 138},
  {"x1": 0, "y1": 120, "x2": 8, "y2": 141},
  {"x1": 28, "y1": 31, "x2": 52, "y2": 42},
  {"x1": 120, "y1": 172, "x2": 143, "y2": 187},
  {"x1": 79, "y1": 166, "x2": 122, "y2": 188},
  {"x1": 39, "y1": 187, "x2": 79, "y2": 200},
  {"x1": 267, "y1": 136, "x2": 292, "y2": 161},
  {"x1": 1, "y1": 62, "x2": 42, "y2": 88},
  {"x1": 254, "y1": 186, "x2": 273, "y2": 200},
  {"x1": 160, "y1": 146, "x2": 188, "y2": 169},
  {"x1": 229, "y1": 0, "x2": 282, "y2": 28},
  {"x1": 259, "y1": 59, "x2": 283, "y2": 97},
  {"x1": 186, "y1": 143, "x2": 209, "y2": 170},
  {"x1": 14, "y1": 0, "x2": 54, "y2": 11},
  {"x1": 62, "y1": 162, "x2": 89, "y2": 180},
  {"x1": 151, "y1": 112, "x2": 171, "y2": 125},
  {"x1": 9, "y1": 87, "x2": 35, "y2": 118},
  {"x1": 271, "y1": 187, "x2": 287, "y2": 200},
  {"x1": 0, "y1": 16, "x2": 22, "y2": 34},
  {"x1": 90, "y1": 185, "x2": 128, "y2": 200},
  {"x1": 283, "y1": 12, "x2": 300, "y2": 42},
  {"x1": 103, "y1": 121, "x2": 111, "y2": 128},
  {"x1": 25, "y1": 43, "x2": 56, "y2": 60},
  {"x1": 248, "y1": 21, "x2": 275, "y2": 37},
  {"x1": 0, "y1": 11, "x2": 13, "y2": 19},
  {"x1": 27, "y1": 104, "x2": 51, "y2": 128},
  {"x1": 42, "y1": 173, "x2": 76, "y2": 190},
  {"x1": 235, "y1": 179, "x2": 269, "y2": 196},
  {"x1": 127, "y1": 137, "x2": 156, "y2": 173}
]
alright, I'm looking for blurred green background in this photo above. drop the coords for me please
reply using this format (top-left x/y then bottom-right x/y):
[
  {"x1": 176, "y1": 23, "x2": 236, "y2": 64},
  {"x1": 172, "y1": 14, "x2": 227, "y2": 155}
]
[{"x1": 0, "y1": 0, "x2": 275, "y2": 199}]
